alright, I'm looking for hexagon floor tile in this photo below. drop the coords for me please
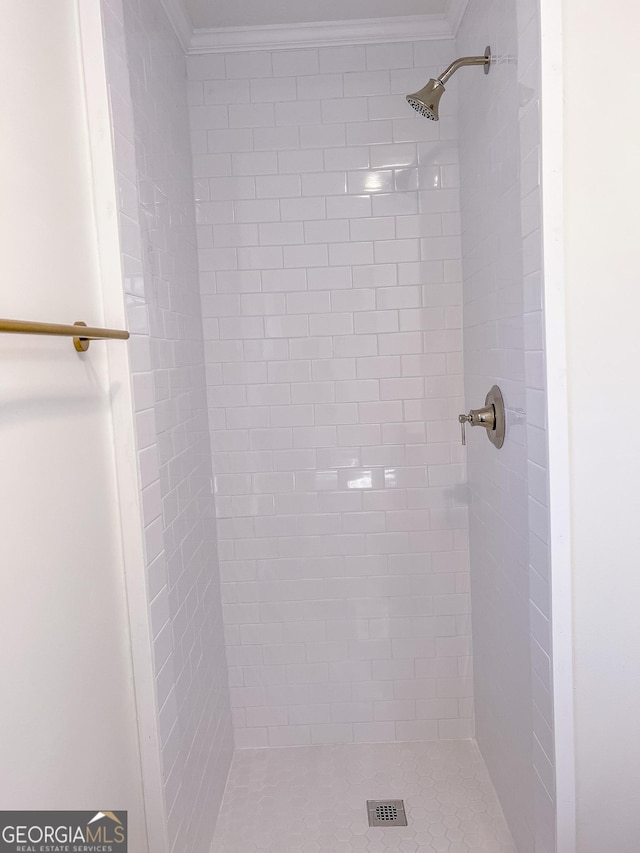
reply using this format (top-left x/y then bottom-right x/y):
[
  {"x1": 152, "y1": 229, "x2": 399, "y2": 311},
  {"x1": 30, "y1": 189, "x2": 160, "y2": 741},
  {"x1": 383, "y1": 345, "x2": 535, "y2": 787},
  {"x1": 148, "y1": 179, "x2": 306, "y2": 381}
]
[{"x1": 210, "y1": 740, "x2": 517, "y2": 852}]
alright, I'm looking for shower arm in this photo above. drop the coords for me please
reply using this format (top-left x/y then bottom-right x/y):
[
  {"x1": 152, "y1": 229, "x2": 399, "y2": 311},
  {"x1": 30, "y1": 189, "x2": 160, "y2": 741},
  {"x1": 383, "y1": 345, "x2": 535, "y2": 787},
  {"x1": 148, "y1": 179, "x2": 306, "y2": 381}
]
[{"x1": 437, "y1": 54, "x2": 490, "y2": 85}]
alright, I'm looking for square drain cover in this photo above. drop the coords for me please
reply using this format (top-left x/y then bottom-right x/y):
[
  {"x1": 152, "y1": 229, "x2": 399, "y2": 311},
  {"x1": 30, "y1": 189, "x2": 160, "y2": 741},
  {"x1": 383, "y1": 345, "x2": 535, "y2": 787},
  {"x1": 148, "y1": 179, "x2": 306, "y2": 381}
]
[{"x1": 366, "y1": 799, "x2": 408, "y2": 827}]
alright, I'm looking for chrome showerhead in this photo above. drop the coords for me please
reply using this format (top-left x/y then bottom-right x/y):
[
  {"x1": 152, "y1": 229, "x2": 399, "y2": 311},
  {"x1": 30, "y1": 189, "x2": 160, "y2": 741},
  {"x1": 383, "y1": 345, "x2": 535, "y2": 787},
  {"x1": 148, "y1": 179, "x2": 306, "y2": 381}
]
[{"x1": 406, "y1": 46, "x2": 491, "y2": 120}]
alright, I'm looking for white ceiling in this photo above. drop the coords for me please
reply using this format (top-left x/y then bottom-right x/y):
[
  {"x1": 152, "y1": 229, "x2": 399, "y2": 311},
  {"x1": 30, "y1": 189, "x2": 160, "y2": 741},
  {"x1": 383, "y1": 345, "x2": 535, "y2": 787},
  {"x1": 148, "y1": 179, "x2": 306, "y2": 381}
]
[{"x1": 183, "y1": 0, "x2": 450, "y2": 30}]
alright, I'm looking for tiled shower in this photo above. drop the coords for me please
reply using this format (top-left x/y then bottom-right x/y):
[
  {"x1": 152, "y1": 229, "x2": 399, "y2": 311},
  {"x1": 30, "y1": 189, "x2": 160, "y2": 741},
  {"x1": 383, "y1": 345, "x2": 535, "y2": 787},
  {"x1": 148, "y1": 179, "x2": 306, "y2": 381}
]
[
  {"x1": 102, "y1": 0, "x2": 553, "y2": 851},
  {"x1": 193, "y1": 38, "x2": 473, "y2": 751}
]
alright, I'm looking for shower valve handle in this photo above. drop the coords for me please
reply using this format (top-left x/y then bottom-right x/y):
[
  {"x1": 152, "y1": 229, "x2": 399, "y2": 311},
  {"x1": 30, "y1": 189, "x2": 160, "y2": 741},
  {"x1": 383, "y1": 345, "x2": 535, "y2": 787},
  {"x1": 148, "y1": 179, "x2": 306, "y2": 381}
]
[
  {"x1": 458, "y1": 413, "x2": 471, "y2": 446},
  {"x1": 457, "y1": 386, "x2": 506, "y2": 449},
  {"x1": 458, "y1": 405, "x2": 496, "y2": 446}
]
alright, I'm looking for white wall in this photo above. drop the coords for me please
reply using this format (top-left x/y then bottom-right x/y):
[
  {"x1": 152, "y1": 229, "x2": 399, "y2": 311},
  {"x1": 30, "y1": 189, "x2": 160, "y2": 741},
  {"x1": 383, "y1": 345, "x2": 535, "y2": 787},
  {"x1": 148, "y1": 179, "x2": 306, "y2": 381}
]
[
  {"x1": 101, "y1": 0, "x2": 233, "y2": 849},
  {"x1": 0, "y1": 2, "x2": 147, "y2": 848},
  {"x1": 562, "y1": 1, "x2": 640, "y2": 850},
  {"x1": 458, "y1": 1, "x2": 553, "y2": 851},
  {"x1": 188, "y1": 40, "x2": 474, "y2": 747}
]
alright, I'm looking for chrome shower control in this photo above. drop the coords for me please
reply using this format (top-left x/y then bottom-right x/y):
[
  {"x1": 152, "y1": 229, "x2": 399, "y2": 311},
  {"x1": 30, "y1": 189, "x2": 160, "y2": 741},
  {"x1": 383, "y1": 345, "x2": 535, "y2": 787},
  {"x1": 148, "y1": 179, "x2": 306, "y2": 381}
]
[
  {"x1": 458, "y1": 385, "x2": 505, "y2": 448},
  {"x1": 458, "y1": 413, "x2": 471, "y2": 446}
]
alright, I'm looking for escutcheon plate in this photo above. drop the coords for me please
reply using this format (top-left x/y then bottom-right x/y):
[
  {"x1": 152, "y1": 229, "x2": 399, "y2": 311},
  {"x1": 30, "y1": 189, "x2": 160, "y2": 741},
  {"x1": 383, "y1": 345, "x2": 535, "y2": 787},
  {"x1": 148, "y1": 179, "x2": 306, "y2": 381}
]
[{"x1": 485, "y1": 384, "x2": 505, "y2": 448}]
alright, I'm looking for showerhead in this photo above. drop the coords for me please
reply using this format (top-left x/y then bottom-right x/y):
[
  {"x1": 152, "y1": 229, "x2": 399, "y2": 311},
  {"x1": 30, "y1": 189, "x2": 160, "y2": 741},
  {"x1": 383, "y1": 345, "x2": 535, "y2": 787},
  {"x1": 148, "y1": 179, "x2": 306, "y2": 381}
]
[
  {"x1": 406, "y1": 46, "x2": 491, "y2": 120},
  {"x1": 406, "y1": 79, "x2": 445, "y2": 121}
]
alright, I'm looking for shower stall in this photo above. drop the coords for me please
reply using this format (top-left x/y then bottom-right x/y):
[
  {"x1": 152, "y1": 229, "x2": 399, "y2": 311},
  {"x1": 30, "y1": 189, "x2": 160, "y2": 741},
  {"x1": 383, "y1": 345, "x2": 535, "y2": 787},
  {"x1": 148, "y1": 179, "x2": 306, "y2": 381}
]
[
  {"x1": 8, "y1": 0, "x2": 640, "y2": 848},
  {"x1": 98, "y1": 0, "x2": 556, "y2": 850},
  {"x1": 6, "y1": 0, "x2": 556, "y2": 850}
]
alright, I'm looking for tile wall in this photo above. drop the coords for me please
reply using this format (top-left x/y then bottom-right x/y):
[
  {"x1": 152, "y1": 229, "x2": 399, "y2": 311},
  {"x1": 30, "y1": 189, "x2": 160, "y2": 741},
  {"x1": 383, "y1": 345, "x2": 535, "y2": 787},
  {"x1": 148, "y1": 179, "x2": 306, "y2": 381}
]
[
  {"x1": 188, "y1": 40, "x2": 474, "y2": 747},
  {"x1": 517, "y1": 2, "x2": 555, "y2": 849},
  {"x1": 457, "y1": 1, "x2": 554, "y2": 851},
  {"x1": 101, "y1": 0, "x2": 233, "y2": 850},
  {"x1": 102, "y1": 0, "x2": 554, "y2": 847}
]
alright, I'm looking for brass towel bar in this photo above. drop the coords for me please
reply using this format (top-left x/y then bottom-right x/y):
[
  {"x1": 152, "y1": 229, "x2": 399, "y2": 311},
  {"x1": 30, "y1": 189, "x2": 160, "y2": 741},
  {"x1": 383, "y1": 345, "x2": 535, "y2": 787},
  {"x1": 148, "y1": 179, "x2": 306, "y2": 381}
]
[{"x1": 0, "y1": 318, "x2": 130, "y2": 352}]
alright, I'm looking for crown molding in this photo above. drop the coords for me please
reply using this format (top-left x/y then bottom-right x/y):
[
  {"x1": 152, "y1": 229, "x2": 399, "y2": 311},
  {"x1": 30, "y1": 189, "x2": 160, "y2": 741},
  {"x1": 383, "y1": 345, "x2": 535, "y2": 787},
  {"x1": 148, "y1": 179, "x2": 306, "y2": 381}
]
[
  {"x1": 446, "y1": 0, "x2": 470, "y2": 36},
  {"x1": 159, "y1": 0, "x2": 470, "y2": 56},
  {"x1": 188, "y1": 14, "x2": 454, "y2": 54},
  {"x1": 159, "y1": 0, "x2": 192, "y2": 52}
]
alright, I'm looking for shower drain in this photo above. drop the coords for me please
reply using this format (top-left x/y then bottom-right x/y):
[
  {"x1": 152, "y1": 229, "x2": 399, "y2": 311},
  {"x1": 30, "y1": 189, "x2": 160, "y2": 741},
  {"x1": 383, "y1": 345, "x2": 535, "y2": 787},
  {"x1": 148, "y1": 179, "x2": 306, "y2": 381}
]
[{"x1": 366, "y1": 800, "x2": 408, "y2": 827}]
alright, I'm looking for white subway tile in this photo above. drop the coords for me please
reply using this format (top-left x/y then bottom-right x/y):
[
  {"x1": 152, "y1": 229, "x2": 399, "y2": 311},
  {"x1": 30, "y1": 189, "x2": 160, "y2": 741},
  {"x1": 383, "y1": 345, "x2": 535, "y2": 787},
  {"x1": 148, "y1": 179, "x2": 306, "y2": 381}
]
[
  {"x1": 304, "y1": 219, "x2": 350, "y2": 244},
  {"x1": 234, "y1": 198, "x2": 280, "y2": 222},
  {"x1": 372, "y1": 192, "x2": 419, "y2": 216},
  {"x1": 347, "y1": 170, "x2": 394, "y2": 195},
  {"x1": 253, "y1": 125, "x2": 299, "y2": 150},
  {"x1": 261, "y1": 268, "x2": 307, "y2": 292},
  {"x1": 344, "y1": 70, "x2": 391, "y2": 97},
  {"x1": 318, "y1": 46, "x2": 367, "y2": 74},
  {"x1": 331, "y1": 289, "x2": 376, "y2": 313},
  {"x1": 189, "y1": 104, "x2": 229, "y2": 130},
  {"x1": 213, "y1": 223, "x2": 258, "y2": 247},
  {"x1": 255, "y1": 175, "x2": 301, "y2": 199},
  {"x1": 250, "y1": 76, "x2": 297, "y2": 103},
  {"x1": 281, "y1": 197, "x2": 326, "y2": 221},
  {"x1": 259, "y1": 221, "x2": 304, "y2": 245},
  {"x1": 291, "y1": 383, "x2": 335, "y2": 405},
  {"x1": 354, "y1": 310, "x2": 398, "y2": 334},
  {"x1": 207, "y1": 128, "x2": 253, "y2": 153},
  {"x1": 322, "y1": 97, "x2": 368, "y2": 124},
  {"x1": 275, "y1": 100, "x2": 321, "y2": 126},
  {"x1": 191, "y1": 35, "x2": 478, "y2": 759},
  {"x1": 219, "y1": 316, "x2": 264, "y2": 339},
  {"x1": 226, "y1": 52, "x2": 272, "y2": 79},
  {"x1": 302, "y1": 172, "x2": 347, "y2": 196},
  {"x1": 298, "y1": 73, "x2": 344, "y2": 100},
  {"x1": 300, "y1": 123, "x2": 346, "y2": 148},
  {"x1": 395, "y1": 720, "x2": 438, "y2": 741},
  {"x1": 307, "y1": 266, "x2": 352, "y2": 290},
  {"x1": 240, "y1": 293, "x2": 286, "y2": 315},
  {"x1": 269, "y1": 406, "x2": 315, "y2": 427},
  {"x1": 335, "y1": 379, "x2": 379, "y2": 403},
  {"x1": 286, "y1": 291, "x2": 331, "y2": 314},
  {"x1": 326, "y1": 195, "x2": 371, "y2": 219},
  {"x1": 346, "y1": 120, "x2": 393, "y2": 146},
  {"x1": 229, "y1": 102, "x2": 275, "y2": 128},
  {"x1": 353, "y1": 263, "x2": 397, "y2": 288},
  {"x1": 265, "y1": 314, "x2": 310, "y2": 338},
  {"x1": 366, "y1": 43, "x2": 413, "y2": 71},
  {"x1": 231, "y1": 151, "x2": 277, "y2": 176},
  {"x1": 237, "y1": 246, "x2": 283, "y2": 269},
  {"x1": 192, "y1": 153, "x2": 232, "y2": 178},
  {"x1": 329, "y1": 241, "x2": 374, "y2": 266},
  {"x1": 309, "y1": 313, "x2": 353, "y2": 336},
  {"x1": 356, "y1": 356, "x2": 401, "y2": 379},
  {"x1": 211, "y1": 175, "x2": 256, "y2": 199},
  {"x1": 324, "y1": 146, "x2": 370, "y2": 171},
  {"x1": 272, "y1": 49, "x2": 319, "y2": 77},
  {"x1": 284, "y1": 244, "x2": 329, "y2": 268},
  {"x1": 378, "y1": 332, "x2": 423, "y2": 355},
  {"x1": 197, "y1": 201, "x2": 235, "y2": 224},
  {"x1": 203, "y1": 79, "x2": 250, "y2": 105},
  {"x1": 315, "y1": 403, "x2": 359, "y2": 425},
  {"x1": 350, "y1": 217, "x2": 395, "y2": 242},
  {"x1": 289, "y1": 336, "x2": 333, "y2": 359},
  {"x1": 310, "y1": 723, "x2": 353, "y2": 744}
]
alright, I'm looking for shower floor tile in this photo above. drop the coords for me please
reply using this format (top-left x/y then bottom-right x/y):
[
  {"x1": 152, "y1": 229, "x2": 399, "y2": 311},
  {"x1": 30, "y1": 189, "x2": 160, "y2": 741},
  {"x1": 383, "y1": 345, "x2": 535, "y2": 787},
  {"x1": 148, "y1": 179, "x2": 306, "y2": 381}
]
[{"x1": 210, "y1": 740, "x2": 517, "y2": 853}]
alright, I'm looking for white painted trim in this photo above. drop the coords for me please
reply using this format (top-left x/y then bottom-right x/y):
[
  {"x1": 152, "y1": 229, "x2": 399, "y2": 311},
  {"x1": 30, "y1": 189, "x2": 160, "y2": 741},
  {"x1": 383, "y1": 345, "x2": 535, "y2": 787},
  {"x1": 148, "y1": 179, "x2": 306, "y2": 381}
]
[
  {"x1": 189, "y1": 14, "x2": 453, "y2": 54},
  {"x1": 159, "y1": 0, "x2": 192, "y2": 52},
  {"x1": 539, "y1": 0, "x2": 576, "y2": 850},
  {"x1": 79, "y1": 3, "x2": 168, "y2": 852},
  {"x1": 446, "y1": 0, "x2": 470, "y2": 36},
  {"x1": 156, "y1": 0, "x2": 467, "y2": 55}
]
